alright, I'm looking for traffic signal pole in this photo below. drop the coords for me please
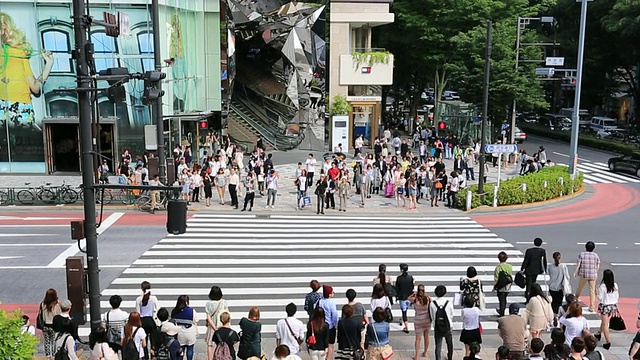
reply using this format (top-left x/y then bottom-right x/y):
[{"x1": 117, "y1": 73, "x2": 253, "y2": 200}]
[
  {"x1": 151, "y1": 0, "x2": 166, "y2": 183},
  {"x1": 478, "y1": 21, "x2": 492, "y2": 195},
  {"x1": 72, "y1": 0, "x2": 102, "y2": 330},
  {"x1": 569, "y1": 0, "x2": 589, "y2": 177}
]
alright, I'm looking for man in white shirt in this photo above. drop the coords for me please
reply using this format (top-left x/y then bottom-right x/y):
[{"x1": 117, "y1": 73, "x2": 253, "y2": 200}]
[
  {"x1": 148, "y1": 174, "x2": 164, "y2": 213},
  {"x1": 429, "y1": 285, "x2": 454, "y2": 360},
  {"x1": 305, "y1": 153, "x2": 317, "y2": 187},
  {"x1": 102, "y1": 295, "x2": 129, "y2": 350},
  {"x1": 275, "y1": 303, "x2": 305, "y2": 355}
]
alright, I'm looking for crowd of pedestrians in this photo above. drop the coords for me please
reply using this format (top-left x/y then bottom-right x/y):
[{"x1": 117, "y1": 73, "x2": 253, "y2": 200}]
[{"x1": 33, "y1": 237, "x2": 634, "y2": 360}]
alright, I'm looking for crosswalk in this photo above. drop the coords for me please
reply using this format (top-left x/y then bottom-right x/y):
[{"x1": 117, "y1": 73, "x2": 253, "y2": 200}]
[
  {"x1": 558, "y1": 161, "x2": 640, "y2": 184},
  {"x1": 97, "y1": 214, "x2": 599, "y2": 336}
]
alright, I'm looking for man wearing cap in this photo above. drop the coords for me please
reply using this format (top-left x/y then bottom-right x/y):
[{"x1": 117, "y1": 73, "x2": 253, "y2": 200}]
[
  {"x1": 497, "y1": 303, "x2": 527, "y2": 360},
  {"x1": 316, "y1": 285, "x2": 338, "y2": 360},
  {"x1": 52, "y1": 299, "x2": 79, "y2": 341}
]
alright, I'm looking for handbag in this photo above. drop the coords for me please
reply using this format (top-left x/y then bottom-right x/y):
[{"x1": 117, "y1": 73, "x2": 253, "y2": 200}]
[
  {"x1": 609, "y1": 309, "x2": 627, "y2": 331},
  {"x1": 36, "y1": 302, "x2": 45, "y2": 330},
  {"x1": 384, "y1": 307, "x2": 393, "y2": 323},
  {"x1": 371, "y1": 323, "x2": 394, "y2": 360},
  {"x1": 435, "y1": 181, "x2": 443, "y2": 189},
  {"x1": 454, "y1": 292, "x2": 463, "y2": 306},
  {"x1": 105, "y1": 312, "x2": 121, "y2": 346},
  {"x1": 561, "y1": 264, "x2": 573, "y2": 295},
  {"x1": 306, "y1": 323, "x2": 316, "y2": 345},
  {"x1": 514, "y1": 271, "x2": 526, "y2": 288}
]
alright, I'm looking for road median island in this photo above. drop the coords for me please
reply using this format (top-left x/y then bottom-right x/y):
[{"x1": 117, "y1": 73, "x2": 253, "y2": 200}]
[
  {"x1": 519, "y1": 123, "x2": 640, "y2": 154},
  {"x1": 456, "y1": 165, "x2": 583, "y2": 210}
]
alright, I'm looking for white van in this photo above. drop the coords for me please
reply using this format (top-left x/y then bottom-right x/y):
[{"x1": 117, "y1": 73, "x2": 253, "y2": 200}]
[{"x1": 590, "y1": 116, "x2": 618, "y2": 132}]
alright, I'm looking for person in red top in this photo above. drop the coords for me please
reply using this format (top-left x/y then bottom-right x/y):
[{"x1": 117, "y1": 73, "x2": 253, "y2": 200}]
[{"x1": 327, "y1": 162, "x2": 340, "y2": 181}]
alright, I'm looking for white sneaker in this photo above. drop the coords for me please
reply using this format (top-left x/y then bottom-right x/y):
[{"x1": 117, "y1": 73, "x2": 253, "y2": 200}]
[
  {"x1": 265, "y1": 205, "x2": 270, "y2": 209},
  {"x1": 271, "y1": 205, "x2": 275, "y2": 209}
]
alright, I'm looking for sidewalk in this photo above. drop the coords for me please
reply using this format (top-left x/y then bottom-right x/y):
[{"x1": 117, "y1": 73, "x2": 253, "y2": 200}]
[
  {"x1": 0, "y1": 152, "x2": 520, "y2": 214},
  {"x1": 33, "y1": 330, "x2": 635, "y2": 360}
]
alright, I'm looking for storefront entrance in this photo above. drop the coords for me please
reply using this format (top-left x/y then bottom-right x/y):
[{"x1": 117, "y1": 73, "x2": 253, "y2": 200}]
[
  {"x1": 44, "y1": 121, "x2": 116, "y2": 174},
  {"x1": 349, "y1": 102, "x2": 381, "y2": 149}
]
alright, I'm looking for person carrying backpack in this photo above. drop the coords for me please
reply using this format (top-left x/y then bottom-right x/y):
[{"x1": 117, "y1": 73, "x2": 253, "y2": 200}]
[
  {"x1": 213, "y1": 312, "x2": 240, "y2": 360},
  {"x1": 155, "y1": 314, "x2": 183, "y2": 360},
  {"x1": 429, "y1": 285, "x2": 454, "y2": 360},
  {"x1": 54, "y1": 317, "x2": 78, "y2": 360},
  {"x1": 121, "y1": 312, "x2": 147, "y2": 360}
]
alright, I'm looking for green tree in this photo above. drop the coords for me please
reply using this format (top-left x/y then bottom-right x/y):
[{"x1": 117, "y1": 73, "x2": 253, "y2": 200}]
[{"x1": 0, "y1": 309, "x2": 38, "y2": 360}]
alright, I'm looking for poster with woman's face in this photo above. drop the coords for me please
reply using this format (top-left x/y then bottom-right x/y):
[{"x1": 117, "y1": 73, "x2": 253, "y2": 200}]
[{"x1": 0, "y1": 11, "x2": 54, "y2": 130}]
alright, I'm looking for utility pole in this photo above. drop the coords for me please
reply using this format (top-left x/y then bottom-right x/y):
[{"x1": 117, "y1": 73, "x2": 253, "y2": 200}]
[
  {"x1": 72, "y1": 0, "x2": 101, "y2": 329},
  {"x1": 478, "y1": 21, "x2": 492, "y2": 195},
  {"x1": 509, "y1": 18, "x2": 522, "y2": 145},
  {"x1": 151, "y1": 0, "x2": 166, "y2": 183},
  {"x1": 569, "y1": 0, "x2": 589, "y2": 176}
]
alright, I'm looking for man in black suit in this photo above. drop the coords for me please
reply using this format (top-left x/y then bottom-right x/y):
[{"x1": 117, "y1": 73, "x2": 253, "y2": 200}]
[
  {"x1": 454, "y1": 154, "x2": 466, "y2": 173},
  {"x1": 521, "y1": 237, "x2": 547, "y2": 301}
]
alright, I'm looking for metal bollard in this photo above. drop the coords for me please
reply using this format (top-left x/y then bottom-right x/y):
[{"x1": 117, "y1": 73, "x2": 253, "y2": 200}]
[
  {"x1": 493, "y1": 186, "x2": 499, "y2": 207},
  {"x1": 466, "y1": 190, "x2": 472, "y2": 211},
  {"x1": 558, "y1": 177, "x2": 564, "y2": 196},
  {"x1": 521, "y1": 183, "x2": 527, "y2": 204}
]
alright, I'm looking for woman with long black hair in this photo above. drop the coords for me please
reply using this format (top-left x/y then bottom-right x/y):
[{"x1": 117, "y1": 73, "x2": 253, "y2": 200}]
[
  {"x1": 307, "y1": 307, "x2": 330, "y2": 360},
  {"x1": 135, "y1": 281, "x2": 158, "y2": 358},
  {"x1": 595, "y1": 269, "x2": 619, "y2": 349},
  {"x1": 170, "y1": 295, "x2": 198, "y2": 360},
  {"x1": 525, "y1": 283, "x2": 553, "y2": 339}
]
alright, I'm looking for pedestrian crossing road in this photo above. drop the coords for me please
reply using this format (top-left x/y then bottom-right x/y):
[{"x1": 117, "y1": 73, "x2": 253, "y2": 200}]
[
  {"x1": 94, "y1": 214, "x2": 600, "y2": 336},
  {"x1": 558, "y1": 161, "x2": 640, "y2": 185}
]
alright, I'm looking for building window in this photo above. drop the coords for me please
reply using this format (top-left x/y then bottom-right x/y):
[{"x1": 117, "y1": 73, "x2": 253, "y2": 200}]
[
  {"x1": 137, "y1": 31, "x2": 155, "y2": 71},
  {"x1": 91, "y1": 32, "x2": 119, "y2": 72},
  {"x1": 41, "y1": 30, "x2": 72, "y2": 73}
]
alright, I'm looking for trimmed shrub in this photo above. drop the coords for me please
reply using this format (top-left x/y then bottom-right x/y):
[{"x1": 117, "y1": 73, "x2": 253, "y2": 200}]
[
  {"x1": 519, "y1": 123, "x2": 640, "y2": 155},
  {"x1": 455, "y1": 165, "x2": 583, "y2": 210},
  {"x1": 0, "y1": 308, "x2": 39, "y2": 359}
]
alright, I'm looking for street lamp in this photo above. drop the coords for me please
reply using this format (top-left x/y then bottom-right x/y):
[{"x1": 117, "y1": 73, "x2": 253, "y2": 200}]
[
  {"x1": 510, "y1": 16, "x2": 556, "y2": 144},
  {"x1": 569, "y1": 0, "x2": 591, "y2": 176}
]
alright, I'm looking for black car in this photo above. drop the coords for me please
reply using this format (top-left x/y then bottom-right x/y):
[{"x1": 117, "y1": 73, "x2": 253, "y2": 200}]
[{"x1": 608, "y1": 154, "x2": 640, "y2": 177}]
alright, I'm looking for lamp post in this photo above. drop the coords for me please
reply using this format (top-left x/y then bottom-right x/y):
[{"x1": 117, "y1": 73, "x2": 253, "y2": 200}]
[
  {"x1": 569, "y1": 0, "x2": 590, "y2": 176},
  {"x1": 510, "y1": 16, "x2": 556, "y2": 144}
]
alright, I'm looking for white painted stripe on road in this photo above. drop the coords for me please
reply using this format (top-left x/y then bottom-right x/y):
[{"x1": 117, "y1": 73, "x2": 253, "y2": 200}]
[
  {"x1": 0, "y1": 225, "x2": 68, "y2": 227},
  {"x1": 582, "y1": 179, "x2": 596, "y2": 184},
  {"x1": 151, "y1": 243, "x2": 514, "y2": 250},
  {"x1": 160, "y1": 236, "x2": 506, "y2": 244},
  {"x1": 578, "y1": 163, "x2": 640, "y2": 182},
  {"x1": 0, "y1": 264, "x2": 130, "y2": 269},
  {"x1": 0, "y1": 243, "x2": 70, "y2": 247},
  {"x1": 187, "y1": 222, "x2": 484, "y2": 229},
  {"x1": 611, "y1": 263, "x2": 640, "y2": 266},
  {"x1": 582, "y1": 173, "x2": 613, "y2": 184},
  {"x1": 142, "y1": 249, "x2": 521, "y2": 257},
  {"x1": 123, "y1": 265, "x2": 511, "y2": 275},
  {"x1": 594, "y1": 162, "x2": 609, "y2": 167},
  {"x1": 47, "y1": 212, "x2": 124, "y2": 268},
  {"x1": 134, "y1": 257, "x2": 524, "y2": 265},
  {"x1": 0, "y1": 256, "x2": 23, "y2": 260},
  {"x1": 552, "y1": 152, "x2": 569, "y2": 158},
  {"x1": 577, "y1": 242, "x2": 608, "y2": 246},
  {"x1": 111, "y1": 274, "x2": 533, "y2": 285},
  {"x1": 185, "y1": 229, "x2": 492, "y2": 235},
  {"x1": 268, "y1": 215, "x2": 472, "y2": 221},
  {"x1": 166, "y1": 233, "x2": 501, "y2": 239},
  {"x1": 0, "y1": 234, "x2": 57, "y2": 237},
  {"x1": 23, "y1": 217, "x2": 80, "y2": 220},
  {"x1": 516, "y1": 241, "x2": 547, "y2": 245}
]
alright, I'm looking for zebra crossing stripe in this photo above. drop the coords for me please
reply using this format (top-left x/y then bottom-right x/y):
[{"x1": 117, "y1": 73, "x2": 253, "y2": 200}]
[
  {"x1": 557, "y1": 162, "x2": 640, "y2": 184},
  {"x1": 96, "y1": 214, "x2": 596, "y2": 336}
]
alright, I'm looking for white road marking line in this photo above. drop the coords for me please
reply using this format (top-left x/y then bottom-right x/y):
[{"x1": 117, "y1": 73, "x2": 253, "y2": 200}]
[
  {"x1": 0, "y1": 256, "x2": 24, "y2": 260},
  {"x1": 552, "y1": 152, "x2": 569, "y2": 158},
  {"x1": 0, "y1": 243, "x2": 70, "y2": 247},
  {"x1": 0, "y1": 234, "x2": 57, "y2": 237},
  {"x1": 0, "y1": 225, "x2": 68, "y2": 227},
  {"x1": 47, "y1": 212, "x2": 124, "y2": 268},
  {"x1": 577, "y1": 242, "x2": 608, "y2": 246},
  {"x1": 611, "y1": 263, "x2": 640, "y2": 266},
  {"x1": 583, "y1": 179, "x2": 596, "y2": 184},
  {"x1": 0, "y1": 264, "x2": 129, "y2": 269},
  {"x1": 151, "y1": 243, "x2": 514, "y2": 250},
  {"x1": 516, "y1": 241, "x2": 547, "y2": 245},
  {"x1": 141, "y1": 249, "x2": 522, "y2": 257},
  {"x1": 133, "y1": 257, "x2": 525, "y2": 265}
]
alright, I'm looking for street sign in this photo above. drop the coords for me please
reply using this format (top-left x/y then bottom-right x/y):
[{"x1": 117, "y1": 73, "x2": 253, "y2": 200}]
[
  {"x1": 545, "y1": 57, "x2": 565, "y2": 66},
  {"x1": 485, "y1": 143, "x2": 518, "y2": 154},
  {"x1": 474, "y1": 117, "x2": 482, "y2": 123},
  {"x1": 118, "y1": 11, "x2": 130, "y2": 37},
  {"x1": 536, "y1": 67, "x2": 555, "y2": 77},
  {"x1": 501, "y1": 123, "x2": 509, "y2": 130}
]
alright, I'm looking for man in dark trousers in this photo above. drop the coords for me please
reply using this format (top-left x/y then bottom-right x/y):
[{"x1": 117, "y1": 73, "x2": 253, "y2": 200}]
[{"x1": 521, "y1": 237, "x2": 547, "y2": 301}]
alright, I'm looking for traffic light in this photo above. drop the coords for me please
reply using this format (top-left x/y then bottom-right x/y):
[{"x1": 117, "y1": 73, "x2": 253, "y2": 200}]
[
  {"x1": 98, "y1": 67, "x2": 129, "y2": 103},
  {"x1": 561, "y1": 76, "x2": 577, "y2": 89},
  {"x1": 142, "y1": 71, "x2": 166, "y2": 105},
  {"x1": 199, "y1": 119, "x2": 208, "y2": 130},
  {"x1": 438, "y1": 121, "x2": 446, "y2": 130}
]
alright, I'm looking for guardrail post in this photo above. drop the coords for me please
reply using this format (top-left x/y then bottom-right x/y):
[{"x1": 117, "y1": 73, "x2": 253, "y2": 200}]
[
  {"x1": 492, "y1": 185, "x2": 499, "y2": 207},
  {"x1": 466, "y1": 190, "x2": 472, "y2": 211},
  {"x1": 521, "y1": 183, "x2": 527, "y2": 204}
]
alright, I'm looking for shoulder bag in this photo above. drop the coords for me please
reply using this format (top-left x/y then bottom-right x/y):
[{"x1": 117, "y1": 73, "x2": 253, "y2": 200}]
[
  {"x1": 371, "y1": 323, "x2": 393, "y2": 360},
  {"x1": 36, "y1": 302, "x2": 45, "y2": 330},
  {"x1": 284, "y1": 319, "x2": 304, "y2": 345},
  {"x1": 477, "y1": 280, "x2": 486, "y2": 311}
]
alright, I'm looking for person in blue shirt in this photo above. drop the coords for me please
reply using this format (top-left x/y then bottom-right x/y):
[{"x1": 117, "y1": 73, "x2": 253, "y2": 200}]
[
  {"x1": 366, "y1": 307, "x2": 391, "y2": 360},
  {"x1": 316, "y1": 285, "x2": 339, "y2": 360}
]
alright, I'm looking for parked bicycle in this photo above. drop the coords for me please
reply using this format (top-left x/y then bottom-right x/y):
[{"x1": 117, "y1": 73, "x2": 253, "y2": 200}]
[
  {"x1": 0, "y1": 189, "x2": 8, "y2": 205},
  {"x1": 16, "y1": 183, "x2": 57, "y2": 205}
]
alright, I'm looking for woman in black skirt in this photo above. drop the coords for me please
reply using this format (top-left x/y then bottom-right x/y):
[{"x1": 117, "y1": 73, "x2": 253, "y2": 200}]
[
  {"x1": 202, "y1": 172, "x2": 213, "y2": 207},
  {"x1": 460, "y1": 296, "x2": 482, "y2": 357}
]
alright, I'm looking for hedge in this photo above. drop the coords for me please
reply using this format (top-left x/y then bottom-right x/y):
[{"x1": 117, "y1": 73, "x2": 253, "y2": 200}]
[
  {"x1": 518, "y1": 123, "x2": 640, "y2": 155},
  {"x1": 455, "y1": 165, "x2": 583, "y2": 210}
]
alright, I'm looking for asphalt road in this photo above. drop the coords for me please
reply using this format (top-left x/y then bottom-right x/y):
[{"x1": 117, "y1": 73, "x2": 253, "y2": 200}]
[
  {"x1": 521, "y1": 134, "x2": 620, "y2": 164},
  {"x1": 0, "y1": 213, "x2": 165, "y2": 304}
]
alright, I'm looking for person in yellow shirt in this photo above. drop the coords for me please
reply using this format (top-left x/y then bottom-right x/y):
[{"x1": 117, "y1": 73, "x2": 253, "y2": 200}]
[{"x1": 1, "y1": 12, "x2": 54, "y2": 129}]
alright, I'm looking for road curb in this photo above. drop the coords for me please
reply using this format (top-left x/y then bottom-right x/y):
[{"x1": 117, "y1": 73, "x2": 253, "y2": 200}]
[{"x1": 464, "y1": 184, "x2": 587, "y2": 214}]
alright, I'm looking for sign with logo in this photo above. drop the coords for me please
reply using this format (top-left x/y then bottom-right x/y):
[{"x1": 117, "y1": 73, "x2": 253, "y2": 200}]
[
  {"x1": 545, "y1": 57, "x2": 565, "y2": 66},
  {"x1": 346, "y1": 96, "x2": 382, "y2": 102},
  {"x1": 484, "y1": 144, "x2": 518, "y2": 154}
]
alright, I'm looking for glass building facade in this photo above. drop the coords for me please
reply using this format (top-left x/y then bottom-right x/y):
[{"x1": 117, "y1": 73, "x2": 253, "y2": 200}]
[{"x1": 0, "y1": 0, "x2": 221, "y2": 173}]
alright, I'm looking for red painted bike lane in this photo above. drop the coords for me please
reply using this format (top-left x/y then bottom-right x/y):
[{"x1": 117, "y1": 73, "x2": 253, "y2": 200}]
[
  {"x1": 0, "y1": 211, "x2": 178, "y2": 226},
  {"x1": 472, "y1": 183, "x2": 640, "y2": 228}
]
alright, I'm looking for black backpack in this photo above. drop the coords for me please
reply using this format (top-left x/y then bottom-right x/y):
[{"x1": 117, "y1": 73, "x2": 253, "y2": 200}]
[
  {"x1": 433, "y1": 300, "x2": 450, "y2": 334},
  {"x1": 156, "y1": 335, "x2": 176, "y2": 360},
  {"x1": 54, "y1": 335, "x2": 72, "y2": 360},
  {"x1": 122, "y1": 327, "x2": 141, "y2": 360}
]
